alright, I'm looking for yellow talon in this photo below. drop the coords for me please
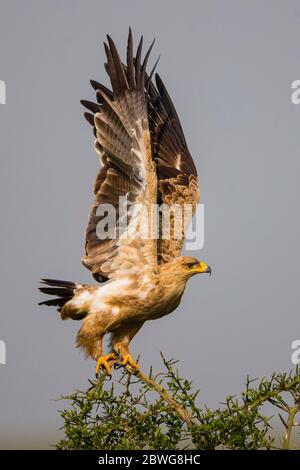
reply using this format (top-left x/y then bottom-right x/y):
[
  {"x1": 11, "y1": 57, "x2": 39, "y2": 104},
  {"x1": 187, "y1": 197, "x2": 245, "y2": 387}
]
[
  {"x1": 121, "y1": 354, "x2": 139, "y2": 370},
  {"x1": 95, "y1": 353, "x2": 117, "y2": 376}
]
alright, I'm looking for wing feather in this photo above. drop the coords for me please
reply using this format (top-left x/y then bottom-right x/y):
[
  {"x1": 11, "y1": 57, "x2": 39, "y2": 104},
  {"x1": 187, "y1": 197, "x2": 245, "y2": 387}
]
[
  {"x1": 82, "y1": 31, "x2": 157, "y2": 282},
  {"x1": 147, "y1": 73, "x2": 200, "y2": 263},
  {"x1": 81, "y1": 30, "x2": 200, "y2": 280}
]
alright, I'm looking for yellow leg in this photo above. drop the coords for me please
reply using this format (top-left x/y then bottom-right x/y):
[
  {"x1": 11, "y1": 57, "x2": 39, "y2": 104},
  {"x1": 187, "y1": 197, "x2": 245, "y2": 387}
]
[
  {"x1": 121, "y1": 353, "x2": 139, "y2": 371},
  {"x1": 95, "y1": 353, "x2": 117, "y2": 376}
]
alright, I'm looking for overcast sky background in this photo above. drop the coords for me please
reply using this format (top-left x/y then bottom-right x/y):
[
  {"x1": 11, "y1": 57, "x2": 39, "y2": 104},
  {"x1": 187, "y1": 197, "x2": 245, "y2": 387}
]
[{"x1": 0, "y1": 0, "x2": 300, "y2": 448}]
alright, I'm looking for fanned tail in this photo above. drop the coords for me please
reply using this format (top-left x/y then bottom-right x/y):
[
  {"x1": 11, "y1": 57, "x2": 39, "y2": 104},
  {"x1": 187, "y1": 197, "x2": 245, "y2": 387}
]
[{"x1": 38, "y1": 279, "x2": 78, "y2": 312}]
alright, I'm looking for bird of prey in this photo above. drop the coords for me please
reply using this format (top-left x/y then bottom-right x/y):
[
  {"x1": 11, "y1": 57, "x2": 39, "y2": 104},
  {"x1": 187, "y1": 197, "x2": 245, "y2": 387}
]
[{"x1": 39, "y1": 30, "x2": 211, "y2": 376}]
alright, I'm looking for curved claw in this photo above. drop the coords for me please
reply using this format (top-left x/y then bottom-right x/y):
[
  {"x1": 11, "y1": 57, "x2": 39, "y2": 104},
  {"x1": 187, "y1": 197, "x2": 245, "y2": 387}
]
[
  {"x1": 95, "y1": 353, "x2": 117, "y2": 376},
  {"x1": 121, "y1": 354, "x2": 139, "y2": 371}
]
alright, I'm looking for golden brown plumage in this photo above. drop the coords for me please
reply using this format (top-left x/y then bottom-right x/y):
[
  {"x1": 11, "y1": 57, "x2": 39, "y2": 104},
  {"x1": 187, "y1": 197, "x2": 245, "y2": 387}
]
[{"x1": 39, "y1": 30, "x2": 211, "y2": 375}]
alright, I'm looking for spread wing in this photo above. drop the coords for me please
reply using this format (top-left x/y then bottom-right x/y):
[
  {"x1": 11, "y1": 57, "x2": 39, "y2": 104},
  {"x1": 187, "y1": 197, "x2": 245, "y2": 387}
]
[
  {"x1": 81, "y1": 31, "x2": 157, "y2": 282},
  {"x1": 147, "y1": 74, "x2": 200, "y2": 263}
]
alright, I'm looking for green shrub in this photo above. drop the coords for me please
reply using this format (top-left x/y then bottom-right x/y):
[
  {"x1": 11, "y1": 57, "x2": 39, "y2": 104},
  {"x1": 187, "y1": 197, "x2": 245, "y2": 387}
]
[{"x1": 57, "y1": 356, "x2": 300, "y2": 450}]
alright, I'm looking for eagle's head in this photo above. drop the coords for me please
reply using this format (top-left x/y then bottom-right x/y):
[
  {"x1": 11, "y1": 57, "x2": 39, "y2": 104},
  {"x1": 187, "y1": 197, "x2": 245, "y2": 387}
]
[
  {"x1": 179, "y1": 256, "x2": 211, "y2": 278},
  {"x1": 164, "y1": 256, "x2": 212, "y2": 282}
]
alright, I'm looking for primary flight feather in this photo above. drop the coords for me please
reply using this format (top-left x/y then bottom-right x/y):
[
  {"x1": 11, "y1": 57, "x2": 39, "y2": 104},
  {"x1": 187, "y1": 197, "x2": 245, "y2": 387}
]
[{"x1": 39, "y1": 30, "x2": 211, "y2": 375}]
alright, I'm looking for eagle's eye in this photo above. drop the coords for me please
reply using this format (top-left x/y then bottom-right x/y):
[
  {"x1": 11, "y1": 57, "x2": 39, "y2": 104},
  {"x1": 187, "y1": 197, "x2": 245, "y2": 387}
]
[{"x1": 186, "y1": 262, "x2": 196, "y2": 269}]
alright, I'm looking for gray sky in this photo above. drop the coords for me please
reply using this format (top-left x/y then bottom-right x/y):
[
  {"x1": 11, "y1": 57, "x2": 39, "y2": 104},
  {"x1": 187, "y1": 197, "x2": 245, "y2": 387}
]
[{"x1": 0, "y1": 0, "x2": 300, "y2": 449}]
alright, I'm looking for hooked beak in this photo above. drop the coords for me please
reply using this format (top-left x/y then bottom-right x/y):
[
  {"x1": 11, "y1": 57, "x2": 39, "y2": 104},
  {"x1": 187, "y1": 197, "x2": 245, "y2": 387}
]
[
  {"x1": 192, "y1": 262, "x2": 212, "y2": 276},
  {"x1": 205, "y1": 265, "x2": 212, "y2": 276}
]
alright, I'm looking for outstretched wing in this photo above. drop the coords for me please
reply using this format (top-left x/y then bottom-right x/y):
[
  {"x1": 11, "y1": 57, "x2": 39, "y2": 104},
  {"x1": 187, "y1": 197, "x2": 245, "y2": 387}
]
[
  {"x1": 147, "y1": 74, "x2": 200, "y2": 263},
  {"x1": 81, "y1": 30, "x2": 157, "y2": 282}
]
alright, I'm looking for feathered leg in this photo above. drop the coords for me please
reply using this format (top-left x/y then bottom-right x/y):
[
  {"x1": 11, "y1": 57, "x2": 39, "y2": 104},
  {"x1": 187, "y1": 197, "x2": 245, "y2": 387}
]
[
  {"x1": 110, "y1": 322, "x2": 144, "y2": 371},
  {"x1": 76, "y1": 315, "x2": 116, "y2": 376}
]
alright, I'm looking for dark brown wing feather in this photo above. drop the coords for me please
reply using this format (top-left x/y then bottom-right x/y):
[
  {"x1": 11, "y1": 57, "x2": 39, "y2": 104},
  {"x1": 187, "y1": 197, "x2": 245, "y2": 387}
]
[{"x1": 146, "y1": 73, "x2": 200, "y2": 263}]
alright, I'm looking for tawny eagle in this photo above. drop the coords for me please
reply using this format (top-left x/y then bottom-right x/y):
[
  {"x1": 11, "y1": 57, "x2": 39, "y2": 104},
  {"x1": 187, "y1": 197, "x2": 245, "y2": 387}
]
[{"x1": 39, "y1": 30, "x2": 211, "y2": 375}]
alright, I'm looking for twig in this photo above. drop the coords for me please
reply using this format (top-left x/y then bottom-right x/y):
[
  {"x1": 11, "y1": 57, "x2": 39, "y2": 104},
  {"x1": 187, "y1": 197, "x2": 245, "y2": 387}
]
[
  {"x1": 103, "y1": 357, "x2": 197, "y2": 426},
  {"x1": 130, "y1": 366, "x2": 197, "y2": 426},
  {"x1": 283, "y1": 402, "x2": 300, "y2": 449}
]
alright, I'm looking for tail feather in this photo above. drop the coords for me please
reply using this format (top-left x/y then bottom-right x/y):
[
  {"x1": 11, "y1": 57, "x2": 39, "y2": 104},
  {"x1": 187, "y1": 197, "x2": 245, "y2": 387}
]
[
  {"x1": 39, "y1": 278, "x2": 78, "y2": 312},
  {"x1": 40, "y1": 278, "x2": 76, "y2": 287},
  {"x1": 39, "y1": 298, "x2": 66, "y2": 308}
]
